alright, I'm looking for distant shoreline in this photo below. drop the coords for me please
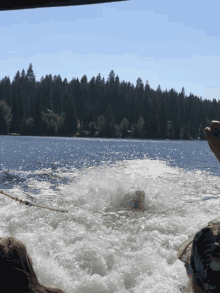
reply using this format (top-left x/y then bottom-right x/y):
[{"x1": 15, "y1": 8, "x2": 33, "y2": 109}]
[{"x1": 1, "y1": 133, "x2": 204, "y2": 141}]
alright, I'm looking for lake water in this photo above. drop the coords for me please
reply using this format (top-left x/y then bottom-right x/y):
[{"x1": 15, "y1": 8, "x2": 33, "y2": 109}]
[{"x1": 1, "y1": 136, "x2": 220, "y2": 293}]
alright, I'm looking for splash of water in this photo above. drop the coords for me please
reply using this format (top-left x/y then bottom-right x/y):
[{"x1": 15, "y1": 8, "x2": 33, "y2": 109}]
[{"x1": 0, "y1": 158, "x2": 220, "y2": 292}]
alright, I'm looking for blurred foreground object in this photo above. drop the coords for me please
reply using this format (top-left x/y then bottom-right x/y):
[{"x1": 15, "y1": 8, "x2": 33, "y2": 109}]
[
  {"x1": 0, "y1": 236, "x2": 64, "y2": 292},
  {"x1": 204, "y1": 120, "x2": 220, "y2": 163},
  {"x1": 0, "y1": 0, "x2": 128, "y2": 11},
  {"x1": 178, "y1": 219, "x2": 220, "y2": 293}
]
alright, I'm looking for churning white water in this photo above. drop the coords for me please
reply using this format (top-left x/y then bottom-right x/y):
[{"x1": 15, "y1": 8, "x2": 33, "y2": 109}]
[{"x1": 1, "y1": 155, "x2": 220, "y2": 292}]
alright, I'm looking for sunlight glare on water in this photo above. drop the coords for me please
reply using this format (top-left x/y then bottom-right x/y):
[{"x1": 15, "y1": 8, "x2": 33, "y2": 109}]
[{"x1": 1, "y1": 158, "x2": 220, "y2": 292}]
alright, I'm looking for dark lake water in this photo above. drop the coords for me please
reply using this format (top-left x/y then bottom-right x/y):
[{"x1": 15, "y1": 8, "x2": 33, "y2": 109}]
[{"x1": 0, "y1": 135, "x2": 219, "y2": 189}]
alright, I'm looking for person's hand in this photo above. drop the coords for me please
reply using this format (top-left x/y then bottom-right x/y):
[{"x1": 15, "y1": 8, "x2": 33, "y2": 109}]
[{"x1": 204, "y1": 121, "x2": 220, "y2": 162}]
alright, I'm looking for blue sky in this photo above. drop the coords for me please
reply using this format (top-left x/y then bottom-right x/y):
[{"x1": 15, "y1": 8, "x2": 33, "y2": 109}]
[{"x1": 1, "y1": 0, "x2": 220, "y2": 100}]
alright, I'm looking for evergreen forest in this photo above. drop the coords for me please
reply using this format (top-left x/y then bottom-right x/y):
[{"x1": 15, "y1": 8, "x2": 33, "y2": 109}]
[{"x1": 0, "y1": 63, "x2": 217, "y2": 140}]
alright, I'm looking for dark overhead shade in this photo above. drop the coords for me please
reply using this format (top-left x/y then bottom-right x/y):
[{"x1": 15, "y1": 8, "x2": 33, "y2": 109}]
[{"x1": 0, "y1": 0, "x2": 128, "y2": 11}]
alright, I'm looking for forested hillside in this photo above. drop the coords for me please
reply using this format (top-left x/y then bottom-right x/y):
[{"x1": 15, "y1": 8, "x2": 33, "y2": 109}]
[{"x1": 0, "y1": 63, "x2": 217, "y2": 139}]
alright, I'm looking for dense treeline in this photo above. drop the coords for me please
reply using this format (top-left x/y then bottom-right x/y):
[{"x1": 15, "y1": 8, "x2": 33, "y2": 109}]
[{"x1": 0, "y1": 63, "x2": 217, "y2": 139}]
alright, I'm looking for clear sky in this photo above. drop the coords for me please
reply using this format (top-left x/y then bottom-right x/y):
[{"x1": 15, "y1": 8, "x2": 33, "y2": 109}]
[{"x1": 1, "y1": 0, "x2": 220, "y2": 101}]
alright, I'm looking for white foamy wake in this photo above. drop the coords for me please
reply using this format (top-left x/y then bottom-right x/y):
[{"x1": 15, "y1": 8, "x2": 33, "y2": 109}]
[{"x1": 0, "y1": 158, "x2": 219, "y2": 292}]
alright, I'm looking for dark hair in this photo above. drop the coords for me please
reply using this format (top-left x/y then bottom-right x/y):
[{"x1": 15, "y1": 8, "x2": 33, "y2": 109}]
[
  {"x1": 0, "y1": 236, "x2": 64, "y2": 293},
  {"x1": 190, "y1": 228, "x2": 220, "y2": 292}
]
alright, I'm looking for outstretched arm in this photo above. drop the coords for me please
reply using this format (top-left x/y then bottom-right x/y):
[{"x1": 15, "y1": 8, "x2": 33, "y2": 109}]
[{"x1": 204, "y1": 121, "x2": 220, "y2": 163}]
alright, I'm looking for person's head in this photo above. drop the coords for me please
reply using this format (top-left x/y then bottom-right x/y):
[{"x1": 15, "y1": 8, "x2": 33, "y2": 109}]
[
  {"x1": 178, "y1": 219, "x2": 220, "y2": 293},
  {"x1": 0, "y1": 236, "x2": 64, "y2": 293},
  {"x1": 133, "y1": 190, "x2": 146, "y2": 210}
]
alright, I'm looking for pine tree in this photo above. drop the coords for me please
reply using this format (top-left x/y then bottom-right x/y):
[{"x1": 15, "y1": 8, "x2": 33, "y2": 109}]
[
  {"x1": 120, "y1": 118, "x2": 130, "y2": 138},
  {"x1": 52, "y1": 75, "x2": 63, "y2": 115},
  {"x1": 135, "y1": 77, "x2": 144, "y2": 120},
  {"x1": 26, "y1": 63, "x2": 36, "y2": 117},
  {"x1": 65, "y1": 92, "x2": 78, "y2": 136},
  {"x1": 89, "y1": 122, "x2": 96, "y2": 137},
  {"x1": 145, "y1": 95, "x2": 158, "y2": 139},
  {"x1": 0, "y1": 100, "x2": 12, "y2": 134},
  {"x1": 32, "y1": 82, "x2": 42, "y2": 136},
  {"x1": 0, "y1": 107, "x2": 7, "y2": 134},
  {"x1": 98, "y1": 115, "x2": 106, "y2": 137},
  {"x1": 136, "y1": 116, "x2": 145, "y2": 138},
  {"x1": 10, "y1": 71, "x2": 21, "y2": 133},
  {"x1": 130, "y1": 123, "x2": 138, "y2": 138}
]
